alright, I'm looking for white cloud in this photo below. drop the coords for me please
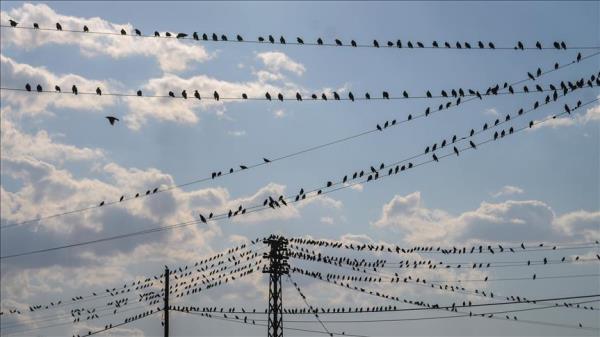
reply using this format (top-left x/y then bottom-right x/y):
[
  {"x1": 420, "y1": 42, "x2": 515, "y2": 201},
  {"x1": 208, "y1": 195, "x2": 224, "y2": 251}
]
[
  {"x1": 1, "y1": 54, "x2": 117, "y2": 116},
  {"x1": 491, "y1": 185, "x2": 524, "y2": 198},
  {"x1": 372, "y1": 191, "x2": 599, "y2": 245},
  {"x1": 484, "y1": 108, "x2": 499, "y2": 116},
  {"x1": 320, "y1": 216, "x2": 335, "y2": 225},
  {"x1": 531, "y1": 98, "x2": 600, "y2": 130},
  {"x1": 1, "y1": 3, "x2": 212, "y2": 72},
  {"x1": 256, "y1": 51, "x2": 306, "y2": 76}
]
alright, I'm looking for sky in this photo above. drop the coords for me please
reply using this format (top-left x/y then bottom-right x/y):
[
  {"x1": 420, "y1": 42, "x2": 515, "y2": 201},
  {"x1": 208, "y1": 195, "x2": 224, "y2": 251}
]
[{"x1": 0, "y1": 1, "x2": 599, "y2": 336}]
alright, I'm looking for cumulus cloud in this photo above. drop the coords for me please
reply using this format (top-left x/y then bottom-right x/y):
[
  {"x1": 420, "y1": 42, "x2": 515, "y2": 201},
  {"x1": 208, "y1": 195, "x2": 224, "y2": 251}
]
[
  {"x1": 372, "y1": 191, "x2": 599, "y2": 245},
  {"x1": 1, "y1": 3, "x2": 212, "y2": 72},
  {"x1": 530, "y1": 98, "x2": 600, "y2": 130},
  {"x1": 256, "y1": 51, "x2": 306, "y2": 76},
  {"x1": 1, "y1": 54, "x2": 117, "y2": 116},
  {"x1": 491, "y1": 185, "x2": 524, "y2": 198}
]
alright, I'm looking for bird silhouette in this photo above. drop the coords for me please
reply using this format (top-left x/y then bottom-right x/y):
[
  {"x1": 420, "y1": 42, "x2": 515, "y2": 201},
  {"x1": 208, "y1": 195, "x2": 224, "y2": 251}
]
[
  {"x1": 269, "y1": 35, "x2": 275, "y2": 43},
  {"x1": 365, "y1": 92, "x2": 371, "y2": 99},
  {"x1": 373, "y1": 40, "x2": 380, "y2": 48},
  {"x1": 453, "y1": 147, "x2": 459, "y2": 156},
  {"x1": 348, "y1": 92, "x2": 354, "y2": 101},
  {"x1": 221, "y1": 34, "x2": 227, "y2": 41},
  {"x1": 277, "y1": 93, "x2": 283, "y2": 101},
  {"x1": 9, "y1": 19, "x2": 18, "y2": 27},
  {"x1": 265, "y1": 92, "x2": 272, "y2": 101},
  {"x1": 169, "y1": 91, "x2": 175, "y2": 98},
  {"x1": 536, "y1": 41, "x2": 542, "y2": 49},
  {"x1": 193, "y1": 32, "x2": 199, "y2": 40},
  {"x1": 296, "y1": 92, "x2": 302, "y2": 101},
  {"x1": 297, "y1": 37, "x2": 304, "y2": 44},
  {"x1": 33, "y1": 22, "x2": 39, "y2": 29},
  {"x1": 236, "y1": 34, "x2": 243, "y2": 42},
  {"x1": 382, "y1": 91, "x2": 389, "y2": 99},
  {"x1": 120, "y1": 29, "x2": 126, "y2": 35},
  {"x1": 214, "y1": 91, "x2": 220, "y2": 101},
  {"x1": 182, "y1": 90, "x2": 187, "y2": 99},
  {"x1": 72, "y1": 85, "x2": 78, "y2": 95},
  {"x1": 56, "y1": 22, "x2": 62, "y2": 30},
  {"x1": 432, "y1": 154, "x2": 439, "y2": 162},
  {"x1": 96, "y1": 87, "x2": 102, "y2": 95},
  {"x1": 280, "y1": 36, "x2": 286, "y2": 44},
  {"x1": 25, "y1": 83, "x2": 32, "y2": 91},
  {"x1": 154, "y1": 31, "x2": 160, "y2": 37},
  {"x1": 55, "y1": 85, "x2": 61, "y2": 92},
  {"x1": 351, "y1": 40, "x2": 357, "y2": 47},
  {"x1": 317, "y1": 38, "x2": 323, "y2": 45},
  {"x1": 263, "y1": 158, "x2": 270, "y2": 163},
  {"x1": 105, "y1": 116, "x2": 119, "y2": 125},
  {"x1": 335, "y1": 39, "x2": 342, "y2": 46},
  {"x1": 194, "y1": 90, "x2": 201, "y2": 100},
  {"x1": 177, "y1": 33, "x2": 188, "y2": 39},
  {"x1": 469, "y1": 141, "x2": 476, "y2": 149},
  {"x1": 333, "y1": 92, "x2": 340, "y2": 100}
]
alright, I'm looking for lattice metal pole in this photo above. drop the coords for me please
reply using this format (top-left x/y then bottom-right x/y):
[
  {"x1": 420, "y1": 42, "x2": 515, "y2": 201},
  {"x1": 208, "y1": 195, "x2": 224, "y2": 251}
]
[{"x1": 263, "y1": 235, "x2": 289, "y2": 337}]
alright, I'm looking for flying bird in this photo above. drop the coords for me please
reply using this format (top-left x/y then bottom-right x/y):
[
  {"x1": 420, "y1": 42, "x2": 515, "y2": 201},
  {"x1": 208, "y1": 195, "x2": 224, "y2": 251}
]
[{"x1": 105, "y1": 116, "x2": 119, "y2": 125}]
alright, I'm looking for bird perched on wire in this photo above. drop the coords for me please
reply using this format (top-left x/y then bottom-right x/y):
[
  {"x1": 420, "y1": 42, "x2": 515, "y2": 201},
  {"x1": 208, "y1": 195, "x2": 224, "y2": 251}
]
[
  {"x1": 9, "y1": 19, "x2": 18, "y2": 27},
  {"x1": 105, "y1": 116, "x2": 119, "y2": 125},
  {"x1": 56, "y1": 22, "x2": 63, "y2": 30}
]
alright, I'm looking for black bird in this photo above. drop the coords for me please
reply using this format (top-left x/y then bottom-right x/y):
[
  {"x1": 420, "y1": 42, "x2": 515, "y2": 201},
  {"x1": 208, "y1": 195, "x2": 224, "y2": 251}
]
[
  {"x1": 564, "y1": 104, "x2": 570, "y2": 114},
  {"x1": 265, "y1": 92, "x2": 272, "y2": 101},
  {"x1": 99, "y1": 201, "x2": 105, "y2": 206},
  {"x1": 321, "y1": 93, "x2": 327, "y2": 100},
  {"x1": 577, "y1": 52, "x2": 581, "y2": 62},
  {"x1": 317, "y1": 38, "x2": 323, "y2": 45},
  {"x1": 529, "y1": 121, "x2": 534, "y2": 128},
  {"x1": 426, "y1": 91, "x2": 432, "y2": 98},
  {"x1": 56, "y1": 22, "x2": 62, "y2": 30},
  {"x1": 464, "y1": 42, "x2": 471, "y2": 48},
  {"x1": 134, "y1": 29, "x2": 141, "y2": 36},
  {"x1": 72, "y1": 85, "x2": 78, "y2": 95},
  {"x1": 269, "y1": 35, "x2": 275, "y2": 43},
  {"x1": 536, "y1": 41, "x2": 542, "y2": 49},
  {"x1": 403, "y1": 91, "x2": 409, "y2": 98},
  {"x1": 432, "y1": 154, "x2": 439, "y2": 162},
  {"x1": 376, "y1": 124, "x2": 382, "y2": 131},
  {"x1": 445, "y1": 41, "x2": 451, "y2": 48},
  {"x1": 96, "y1": 87, "x2": 102, "y2": 95},
  {"x1": 311, "y1": 94, "x2": 317, "y2": 99},
  {"x1": 373, "y1": 40, "x2": 379, "y2": 48},
  {"x1": 335, "y1": 39, "x2": 342, "y2": 46},
  {"x1": 296, "y1": 92, "x2": 302, "y2": 101},
  {"x1": 441, "y1": 90, "x2": 448, "y2": 97},
  {"x1": 517, "y1": 41, "x2": 524, "y2": 50},
  {"x1": 333, "y1": 92, "x2": 340, "y2": 100},
  {"x1": 527, "y1": 72, "x2": 535, "y2": 80},
  {"x1": 55, "y1": 85, "x2": 61, "y2": 92},
  {"x1": 553, "y1": 41, "x2": 560, "y2": 49},
  {"x1": 136, "y1": 90, "x2": 142, "y2": 97},
  {"x1": 241, "y1": 93, "x2": 247, "y2": 99},
  {"x1": 240, "y1": 165, "x2": 248, "y2": 170},
  {"x1": 382, "y1": 91, "x2": 389, "y2": 99},
  {"x1": 488, "y1": 42, "x2": 495, "y2": 49},
  {"x1": 297, "y1": 37, "x2": 304, "y2": 44},
  {"x1": 25, "y1": 83, "x2": 32, "y2": 91},
  {"x1": 105, "y1": 116, "x2": 119, "y2": 125},
  {"x1": 469, "y1": 141, "x2": 477, "y2": 149},
  {"x1": 351, "y1": 40, "x2": 357, "y2": 47},
  {"x1": 365, "y1": 92, "x2": 371, "y2": 99},
  {"x1": 33, "y1": 23, "x2": 39, "y2": 29},
  {"x1": 169, "y1": 91, "x2": 175, "y2": 98},
  {"x1": 277, "y1": 93, "x2": 283, "y2": 101},
  {"x1": 263, "y1": 158, "x2": 270, "y2": 163},
  {"x1": 177, "y1": 33, "x2": 188, "y2": 39},
  {"x1": 417, "y1": 41, "x2": 424, "y2": 48},
  {"x1": 154, "y1": 31, "x2": 160, "y2": 37},
  {"x1": 203, "y1": 33, "x2": 208, "y2": 40},
  {"x1": 453, "y1": 147, "x2": 459, "y2": 156},
  {"x1": 258, "y1": 36, "x2": 264, "y2": 42},
  {"x1": 120, "y1": 29, "x2": 126, "y2": 35},
  {"x1": 236, "y1": 34, "x2": 243, "y2": 42},
  {"x1": 214, "y1": 91, "x2": 219, "y2": 101},
  {"x1": 494, "y1": 131, "x2": 498, "y2": 140},
  {"x1": 193, "y1": 32, "x2": 199, "y2": 40},
  {"x1": 182, "y1": 90, "x2": 187, "y2": 99},
  {"x1": 220, "y1": 34, "x2": 228, "y2": 41},
  {"x1": 407, "y1": 41, "x2": 413, "y2": 48},
  {"x1": 165, "y1": 32, "x2": 172, "y2": 37},
  {"x1": 348, "y1": 92, "x2": 354, "y2": 101},
  {"x1": 478, "y1": 41, "x2": 484, "y2": 48},
  {"x1": 194, "y1": 90, "x2": 201, "y2": 100},
  {"x1": 387, "y1": 41, "x2": 394, "y2": 47},
  {"x1": 199, "y1": 214, "x2": 207, "y2": 223},
  {"x1": 560, "y1": 41, "x2": 566, "y2": 49},
  {"x1": 120, "y1": 196, "x2": 124, "y2": 202},
  {"x1": 9, "y1": 19, "x2": 18, "y2": 27}
]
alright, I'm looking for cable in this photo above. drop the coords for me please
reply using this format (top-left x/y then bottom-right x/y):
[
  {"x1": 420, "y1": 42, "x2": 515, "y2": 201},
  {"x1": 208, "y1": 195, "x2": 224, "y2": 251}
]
[
  {"x1": 2, "y1": 23, "x2": 599, "y2": 51},
  {"x1": 2, "y1": 96, "x2": 597, "y2": 259},
  {"x1": 286, "y1": 274, "x2": 333, "y2": 336},
  {"x1": 2, "y1": 51, "x2": 596, "y2": 230}
]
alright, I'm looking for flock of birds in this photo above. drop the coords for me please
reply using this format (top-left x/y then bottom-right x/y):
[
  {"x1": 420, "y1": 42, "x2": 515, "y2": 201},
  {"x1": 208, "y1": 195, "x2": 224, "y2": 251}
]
[{"x1": 6, "y1": 18, "x2": 576, "y2": 51}]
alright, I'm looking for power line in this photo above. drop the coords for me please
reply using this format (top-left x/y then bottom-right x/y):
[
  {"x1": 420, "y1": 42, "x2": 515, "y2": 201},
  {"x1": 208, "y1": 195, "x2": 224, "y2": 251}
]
[
  {"x1": 2, "y1": 23, "x2": 599, "y2": 51},
  {"x1": 1, "y1": 97, "x2": 596, "y2": 259},
  {"x1": 2, "y1": 51, "x2": 596, "y2": 230}
]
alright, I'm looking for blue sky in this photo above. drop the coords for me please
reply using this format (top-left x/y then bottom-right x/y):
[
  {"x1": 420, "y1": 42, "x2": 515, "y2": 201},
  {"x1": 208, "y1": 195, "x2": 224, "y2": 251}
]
[{"x1": 0, "y1": 1, "x2": 599, "y2": 336}]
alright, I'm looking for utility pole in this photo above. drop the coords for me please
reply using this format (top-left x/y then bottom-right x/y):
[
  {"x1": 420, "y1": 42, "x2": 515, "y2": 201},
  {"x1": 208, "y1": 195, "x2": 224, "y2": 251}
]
[
  {"x1": 263, "y1": 235, "x2": 289, "y2": 337},
  {"x1": 164, "y1": 266, "x2": 170, "y2": 337}
]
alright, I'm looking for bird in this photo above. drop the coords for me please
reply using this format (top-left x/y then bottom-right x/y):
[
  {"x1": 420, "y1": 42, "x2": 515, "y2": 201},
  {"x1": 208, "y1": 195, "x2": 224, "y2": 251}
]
[
  {"x1": 105, "y1": 116, "x2": 119, "y2": 125},
  {"x1": 333, "y1": 92, "x2": 340, "y2": 100},
  {"x1": 169, "y1": 91, "x2": 175, "y2": 98},
  {"x1": 193, "y1": 32, "x2": 199, "y2": 40},
  {"x1": 242, "y1": 93, "x2": 247, "y2": 99},
  {"x1": 236, "y1": 34, "x2": 243, "y2": 41},
  {"x1": 351, "y1": 40, "x2": 357, "y2": 47},
  {"x1": 240, "y1": 165, "x2": 248, "y2": 170},
  {"x1": 99, "y1": 201, "x2": 104, "y2": 206},
  {"x1": 25, "y1": 83, "x2": 32, "y2": 91},
  {"x1": 199, "y1": 214, "x2": 207, "y2": 223},
  {"x1": 194, "y1": 90, "x2": 201, "y2": 100},
  {"x1": 432, "y1": 154, "x2": 439, "y2": 162},
  {"x1": 348, "y1": 92, "x2": 354, "y2": 101},
  {"x1": 365, "y1": 92, "x2": 371, "y2": 99},
  {"x1": 488, "y1": 42, "x2": 495, "y2": 49},
  {"x1": 214, "y1": 91, "x2": 220, "y2": 101},
  {"x1": 335, "y1": 39, "x2": 342, "y2": 46},
  {"x1": 403, "y1": 91, "x2": 409, "y2": 98},
  {"x1": 9, "y1": 19, "x2": 18, "y2": 27},
  {"x1": 72, "y1": 85, "x2": 78, "y2": 95},
  {"x1": 517, "y1": 41, "x2": 524, "y2": 50},
  {"x1": 134, "y1": 29, "x2": 141, "y2": 36},
  {"x1": 426, "y1": 91, "x2": 432, "y2": 98},
  {"x1": 453, "y1": 147, "x2": 459, "y2": 156},
  {"x1": 265, "y1": 92, "x2": 272, "y2": 101},
  {"x1": 376, "y1": 124, "x2": 382, "y2": 131},
  {"x1": 33, "y1": 23, "x2": 39, "y2": 29},
  {"x1": 154, "y1": 31, "x2": 160, "y2": 37},
  {"x1": 297, "y1": 37, "x2": 304, "y2": 44},
  {"x1": 221, "y1": 34, "x2": 227, "y2": 41},
  {"x1": 212, "y1": 33, "x2": 218, "y2": 41},
  {"x1": 120, "y1": 29, "x2": 126, "y2": 35},
  {"x1": 268, "y1": 35, "x2": 275, "y2": 43},
  {"x1": 165, "y1": 32, "x2": 172, "y2": 37},
  {"x1": 202, "y1": 33, "x2": 208, "y2": 40},
  {"x1": 373, "y1": 40, "x2": 380, "y2": 48},
  {"x1": 536, "y1": 41, "x2": 542, "y2": 49},
  {"x1": 277, "y1": 93, "x2": 283, "y2": 101},
  {"x1": 263, "y1": 158, "x2": 270, "y2": 163},
  {"x1": 182, "y1": 90, "x2": 187, "y2": 99},
  {"x1": 469, "y1": 141, "x2": 476, "y2": 149},
  {"x1": 382, "y1": 91, "x2": 389, "y2": 99},
  {"x1": 317, "y1": 38, "x2": 323, "y2": 45},
  {"x1": 295, "y1": 92, "x2": 302, "y2": 101},
  {"x1": 177, "y1": 33, "x2": 188, "y2": 39},
  {"x1": 55, "y1": 85, "x2": 61, "y2": 92},
  {"x1": 120, "y1": 196, "x2": 124, "y2": 202},
  {"x1": 96, "y1": 87, "x2": 102, "y2": 95},
  {"x1": 56, "y1": 22, "x2": 62, "y2": 30}
]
